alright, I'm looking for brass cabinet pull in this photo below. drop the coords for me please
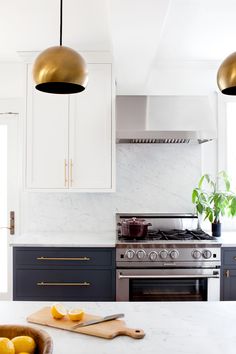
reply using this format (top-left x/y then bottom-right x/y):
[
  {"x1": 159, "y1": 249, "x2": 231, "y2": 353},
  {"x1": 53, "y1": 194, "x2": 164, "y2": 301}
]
[
  {"x1": 37, "y1": 281, "x2": 90, "y2": 286},
  {"x1": 225, "y1": 270, "x2": 230, "y2": 278},
  {"x1": 0, "y1": 211, "x2": 15, "y2": 235},
  {"x1": 70, "y1": 159, "x2": 73, "y2": 187},
  {"x1": 36, "y1": 256, "x2": 91, "y2": 261},
  {"x1": 233, "y1": 256, "x2": 236, "y2": 261},
  {"x1": 64, "y1": 159, "x2": 68, "y2": 187}
]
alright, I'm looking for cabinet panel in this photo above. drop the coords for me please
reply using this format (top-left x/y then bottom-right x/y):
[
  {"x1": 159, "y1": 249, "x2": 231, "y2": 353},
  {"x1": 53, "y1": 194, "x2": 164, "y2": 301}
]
[
  {"x1": 13, "y1": 247, "x2": 116, "y2": 301},
  {"x1": 221, "y1": 247, "x2": 236, "y2": 300},
  {"x1": 222, "y1": 249, "x2": 236, "y2": 266},
  {"x1": 69, "y1": 64, "x2": 112, "y2": 189},
  {"x1": 14, "y1": 269, "x2": 114, "y2": 301},
  {"x1": 222, "y1": 269, "x2": 236, "y2": 301},
  {"x1": 14, "y1": 247, "x2": 113, "y2": 268},
  {"x1": 26, "y1": 65, "x2": 69, "y2": 189}
]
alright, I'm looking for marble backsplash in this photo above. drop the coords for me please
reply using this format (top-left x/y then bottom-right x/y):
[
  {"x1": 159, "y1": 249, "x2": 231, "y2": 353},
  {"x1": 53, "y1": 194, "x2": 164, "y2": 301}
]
[{"x1": 20, "y1": 144, "x2": 201, "y2": 233}]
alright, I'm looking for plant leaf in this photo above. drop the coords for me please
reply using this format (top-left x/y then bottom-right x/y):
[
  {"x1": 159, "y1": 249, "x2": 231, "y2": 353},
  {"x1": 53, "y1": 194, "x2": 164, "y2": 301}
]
[{"x1": 192, "y1": 189, "x2": 198, "y2": 203}]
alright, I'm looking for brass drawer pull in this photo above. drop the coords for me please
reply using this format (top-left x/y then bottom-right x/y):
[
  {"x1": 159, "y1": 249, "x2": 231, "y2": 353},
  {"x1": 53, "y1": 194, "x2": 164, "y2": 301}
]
[
  {"x1": 37, "y1": 281, "x2": 90, "y2": 286},
  {"x1": 233, "y1": 256, "x2": 236, "y2": 261},
  {"x1": 70, "y1": 159, "x2": 73, "y2": 187},
  {"x1": 64, "y1": 159, "x2": 68, "y2": 187},
  {"x1": 36, "y1": 257, "x2": 91, "y2": 261},
  {"x1": 225, "y1": 270, "x2": 230, "y2": 278}
]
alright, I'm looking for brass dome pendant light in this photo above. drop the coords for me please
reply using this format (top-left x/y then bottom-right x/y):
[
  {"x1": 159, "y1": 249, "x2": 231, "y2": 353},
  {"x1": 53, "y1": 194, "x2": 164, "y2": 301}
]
[
  {"x1": 33, "y1": 0, "x2": 88, "y2": 94},
  {"x1": 217, "y1": 52, "x2": 236, "y2": 95}
]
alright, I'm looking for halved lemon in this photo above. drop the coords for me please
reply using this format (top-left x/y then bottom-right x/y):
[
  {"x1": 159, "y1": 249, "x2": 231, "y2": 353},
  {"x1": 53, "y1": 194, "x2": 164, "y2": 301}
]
[
  {"x1": 68, "y1": 308, "x2": 84, "y2": 321},
  {"x1": 50, "y1": 303, "x2": 67, "y2": 319},
  {"x1": 0, "y1": 337, "x2": 15, "y2": 354},
  {"x1": 11, "y1": 336, "x2": 36, "y2": 354}
]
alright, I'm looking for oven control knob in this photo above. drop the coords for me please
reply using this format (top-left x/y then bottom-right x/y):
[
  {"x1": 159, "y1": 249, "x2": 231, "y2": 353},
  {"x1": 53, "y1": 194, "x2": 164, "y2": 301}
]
[
  {"x1": 170, "y1": 250, "x2": 179, "y2": 259},
  {"x1": 192, "y1": 250, "x2": 202, "y2": 259},
  {"x1": 159, "y1": 249, "x2": 168, "y2": 259},
  {"x1": 149, "y1": 251, "x2": 158, "y2": 261},
  {"x1": 202, "y1": 249, "x2": 212, "y2": 259},
  {"x1": 137, "y1": 249, "x2": 146, "y2": 259},
  {"x1": 125, "y1": 249, "x2": 135, "y2": 260}
]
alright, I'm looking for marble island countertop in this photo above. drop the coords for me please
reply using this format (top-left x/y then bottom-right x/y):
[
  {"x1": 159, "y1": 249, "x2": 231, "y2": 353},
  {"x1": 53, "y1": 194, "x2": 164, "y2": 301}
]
[
  {"x1": 0, "y1": 301, "x2": 236, "y2": 354},
  {"x1": 10, "y1": 231, "x2": 116, "y2": 247}
]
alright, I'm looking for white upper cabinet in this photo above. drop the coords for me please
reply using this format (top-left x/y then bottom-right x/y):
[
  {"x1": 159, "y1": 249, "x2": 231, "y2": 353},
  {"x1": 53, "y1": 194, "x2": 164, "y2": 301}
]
[
  {"x1": 25, "y1": 54, "x2": 115, "y2": 192},
  {"x1": 26, "y1": 66, "x2": 69, "y2": 189},
  {"x1": 69, "y1": 64, "x2": 112, "y2": 189}
]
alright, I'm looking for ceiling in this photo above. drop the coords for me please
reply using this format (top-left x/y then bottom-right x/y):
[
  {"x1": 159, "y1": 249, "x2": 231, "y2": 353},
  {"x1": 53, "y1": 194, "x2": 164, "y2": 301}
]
[{"x1": 1, "y1": 0, "x2": 236, "y2": 93}]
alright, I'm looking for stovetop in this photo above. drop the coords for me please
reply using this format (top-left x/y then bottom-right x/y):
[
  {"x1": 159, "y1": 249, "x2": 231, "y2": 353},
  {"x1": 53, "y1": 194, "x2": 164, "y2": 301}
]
[{"x1": 118, "y1": 228, "x2": 216, "y2": 242}]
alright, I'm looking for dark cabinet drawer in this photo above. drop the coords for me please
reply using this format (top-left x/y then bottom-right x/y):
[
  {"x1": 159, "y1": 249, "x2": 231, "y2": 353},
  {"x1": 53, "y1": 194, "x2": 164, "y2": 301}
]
[
  {"x1": 14, "y1": 247, "x2": 114, "y2": 268},
  {"x1": 13, "y1": 247, "x2": 116, "y2": 301},
  {"x1": 222, "y1": 269, "x2": 236, "y2": 301},
  {"x1": 14, "y1": 269, "x2": 114, "y2": 301},
  {"x1": 222, "y1": 249, "x2": 236, "y2": 266}
]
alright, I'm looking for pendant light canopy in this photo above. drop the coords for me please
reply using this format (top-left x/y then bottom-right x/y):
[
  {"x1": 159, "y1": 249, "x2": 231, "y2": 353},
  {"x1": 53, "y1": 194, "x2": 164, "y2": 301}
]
[
  {"x1": 33, "y1": 0, "x2": 88, "y2": 94},
  {"x1": 217, "y1": 52, "x2": 236, "y2": 95}
]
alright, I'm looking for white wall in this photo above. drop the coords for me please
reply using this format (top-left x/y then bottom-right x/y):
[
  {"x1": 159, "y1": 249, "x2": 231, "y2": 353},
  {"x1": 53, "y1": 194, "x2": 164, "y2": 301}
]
[
  {"x1": 21, "y1": 144, "x2": 201, "y2": 232},
  {"x1": 0, "y1": 63, "x2": 25, "y2": 98}
]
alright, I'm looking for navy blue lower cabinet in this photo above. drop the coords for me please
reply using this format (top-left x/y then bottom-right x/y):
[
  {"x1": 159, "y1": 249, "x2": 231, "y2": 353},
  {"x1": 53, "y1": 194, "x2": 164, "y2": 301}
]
[
  {"x1": 221, "y1": 247, "x2": 236, "y2": 301},
  {"x1": 13, "y1": 247, "x2": 116, "y2": 301}
]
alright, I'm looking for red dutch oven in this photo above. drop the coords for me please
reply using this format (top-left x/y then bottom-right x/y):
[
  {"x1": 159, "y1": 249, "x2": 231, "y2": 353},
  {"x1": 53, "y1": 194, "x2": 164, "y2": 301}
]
[{"x1": 118, "y1": 217, "x2": 152, "y2": 238}]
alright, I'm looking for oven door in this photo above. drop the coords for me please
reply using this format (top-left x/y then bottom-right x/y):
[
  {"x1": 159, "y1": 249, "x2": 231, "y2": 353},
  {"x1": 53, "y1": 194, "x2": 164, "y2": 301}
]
[{"x1": 116, "y1": 268, "x2": 220, "y2": 302}]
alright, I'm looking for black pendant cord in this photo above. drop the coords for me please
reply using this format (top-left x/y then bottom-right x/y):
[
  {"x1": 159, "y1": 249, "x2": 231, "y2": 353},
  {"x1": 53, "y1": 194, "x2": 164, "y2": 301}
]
[{"x1": 60, "y1": 0, "x2": 63, "y2": 46}]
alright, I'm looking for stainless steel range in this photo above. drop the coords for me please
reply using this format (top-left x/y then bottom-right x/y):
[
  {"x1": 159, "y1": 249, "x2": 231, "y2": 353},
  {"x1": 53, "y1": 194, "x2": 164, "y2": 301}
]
[{"x1": 116, "y1": 213, "x2": 221, "y2": 302}]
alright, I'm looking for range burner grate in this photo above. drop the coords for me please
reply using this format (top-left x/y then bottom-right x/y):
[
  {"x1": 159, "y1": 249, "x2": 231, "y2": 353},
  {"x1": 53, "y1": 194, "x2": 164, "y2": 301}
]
[{"x1": 118, "y1": 229, "x2": 214, "y2": 241}]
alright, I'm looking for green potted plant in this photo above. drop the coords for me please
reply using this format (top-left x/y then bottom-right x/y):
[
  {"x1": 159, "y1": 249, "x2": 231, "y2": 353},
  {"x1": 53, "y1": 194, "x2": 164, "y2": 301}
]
[{"x1": 192, "y1": 171, "x2": 236, "y2": 236}]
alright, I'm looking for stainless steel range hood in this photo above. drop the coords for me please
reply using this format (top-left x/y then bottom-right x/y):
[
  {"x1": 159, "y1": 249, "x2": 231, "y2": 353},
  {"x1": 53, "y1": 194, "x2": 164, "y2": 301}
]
[{"x1": 116, "y1": 95, "x2": 216, "y2": 144}]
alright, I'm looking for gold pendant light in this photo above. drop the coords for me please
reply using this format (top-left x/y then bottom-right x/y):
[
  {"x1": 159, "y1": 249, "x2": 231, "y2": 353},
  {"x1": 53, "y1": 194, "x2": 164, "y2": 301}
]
[
  {"x1": 217, "y1": 52, "x2": 236, "y2": 95},
  {"x1": 33, "y1": 0, "x2": 88, "y2": 94}
]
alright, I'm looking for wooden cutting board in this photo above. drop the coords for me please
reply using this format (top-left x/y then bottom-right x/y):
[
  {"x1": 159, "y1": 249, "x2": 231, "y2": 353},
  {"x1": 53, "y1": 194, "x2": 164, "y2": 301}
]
[{"x1": 27, "y1": 307, "x2": 145, "y2": 340}]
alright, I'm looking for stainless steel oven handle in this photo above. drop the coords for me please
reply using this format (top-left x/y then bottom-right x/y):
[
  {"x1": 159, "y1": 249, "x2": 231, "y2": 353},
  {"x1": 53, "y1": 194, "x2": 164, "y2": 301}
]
[{"x1": 118, "y1": 273, "x2": 220, "y2": 279}]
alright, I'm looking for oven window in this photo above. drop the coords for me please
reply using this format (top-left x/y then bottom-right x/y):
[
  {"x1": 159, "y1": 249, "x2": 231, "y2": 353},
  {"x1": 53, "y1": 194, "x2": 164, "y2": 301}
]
[{"x1": 130, "y1": 278, "x2": 208, "y2": 301}]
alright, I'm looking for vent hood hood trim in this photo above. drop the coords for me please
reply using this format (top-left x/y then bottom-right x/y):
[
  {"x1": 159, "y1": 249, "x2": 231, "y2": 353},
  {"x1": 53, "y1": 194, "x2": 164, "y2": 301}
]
[{"x1": 116, "y1": 96, "x2": 217, "y2": 144}]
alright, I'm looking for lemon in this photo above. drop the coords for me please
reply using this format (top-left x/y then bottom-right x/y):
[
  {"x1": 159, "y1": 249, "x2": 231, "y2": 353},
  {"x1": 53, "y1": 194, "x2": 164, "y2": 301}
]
[
  {"x1": 50, "y1": 303, "x2": 67, "y2": 319},
  {"x1": 11, "y1": 336, "x2": 36, "y2": 354},
  {"x1": 0, "y1": 337, "x2": 15, "y2": 354},
  {"x1": 68, "y1": 308, "x2": 84, "y2": 321}
]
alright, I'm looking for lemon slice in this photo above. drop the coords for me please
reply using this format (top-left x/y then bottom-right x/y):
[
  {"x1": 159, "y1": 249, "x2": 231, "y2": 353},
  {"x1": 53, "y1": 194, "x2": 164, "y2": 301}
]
[
  {"x1": 0, "y1": 337, "x2": 15, "y2": 354},
  {"x1": 50, "y1": 303, "x2": 67, "y2": 319},
  {"x1": 11, "y1": 336, "x2": 36, "y2": 354},
  {"x1": 68, "y1": 308, "x2": 84, "y2": 321}
]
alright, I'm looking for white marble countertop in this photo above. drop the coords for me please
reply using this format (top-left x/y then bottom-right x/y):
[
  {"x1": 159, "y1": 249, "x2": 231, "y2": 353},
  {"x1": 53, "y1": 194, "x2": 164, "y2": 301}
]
[
  {"x1": 0, "y1": 301, "x2": 236, "y2": 354},
  {"x1": 10, "y1": 231, "x2": 116, "y2": 247},
  {"x1": 9, "y1": 230, "x2": 236, "y2": 248},
  {"x1": 217, "y1": 232, "x2": 236, "y2": 247}
]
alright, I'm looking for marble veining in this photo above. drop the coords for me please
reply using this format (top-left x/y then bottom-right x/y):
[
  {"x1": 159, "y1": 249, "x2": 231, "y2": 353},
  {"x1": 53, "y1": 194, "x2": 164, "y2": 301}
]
[
  {"x1": 0, "y1": 301, "x2": 236, "y2": 354},
  {"x1": 21, "y1": 145, "x2": 201, "y2": 233}
]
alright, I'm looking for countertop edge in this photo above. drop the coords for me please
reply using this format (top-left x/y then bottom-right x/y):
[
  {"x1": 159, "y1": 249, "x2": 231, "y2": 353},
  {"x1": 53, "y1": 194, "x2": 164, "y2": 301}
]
[{"x1": 10, "y1": 243, "x2": 116, "y2": 248}]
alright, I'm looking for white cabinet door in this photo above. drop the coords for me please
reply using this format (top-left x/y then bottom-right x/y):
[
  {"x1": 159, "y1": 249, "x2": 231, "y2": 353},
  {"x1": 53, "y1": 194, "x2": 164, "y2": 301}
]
[
  {"x1": 69, "y1": 64, "x2": 113, "y2": 190},
  {"x1": 26, "y1": 65, "x2": 69, "y2": 189}
]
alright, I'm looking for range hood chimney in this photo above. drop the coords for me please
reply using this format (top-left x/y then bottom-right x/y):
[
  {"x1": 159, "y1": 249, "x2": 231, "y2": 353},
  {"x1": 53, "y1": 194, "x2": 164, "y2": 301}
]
[{"x1": 116, "y1": 95, "x2": 216, "y2": 144}]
